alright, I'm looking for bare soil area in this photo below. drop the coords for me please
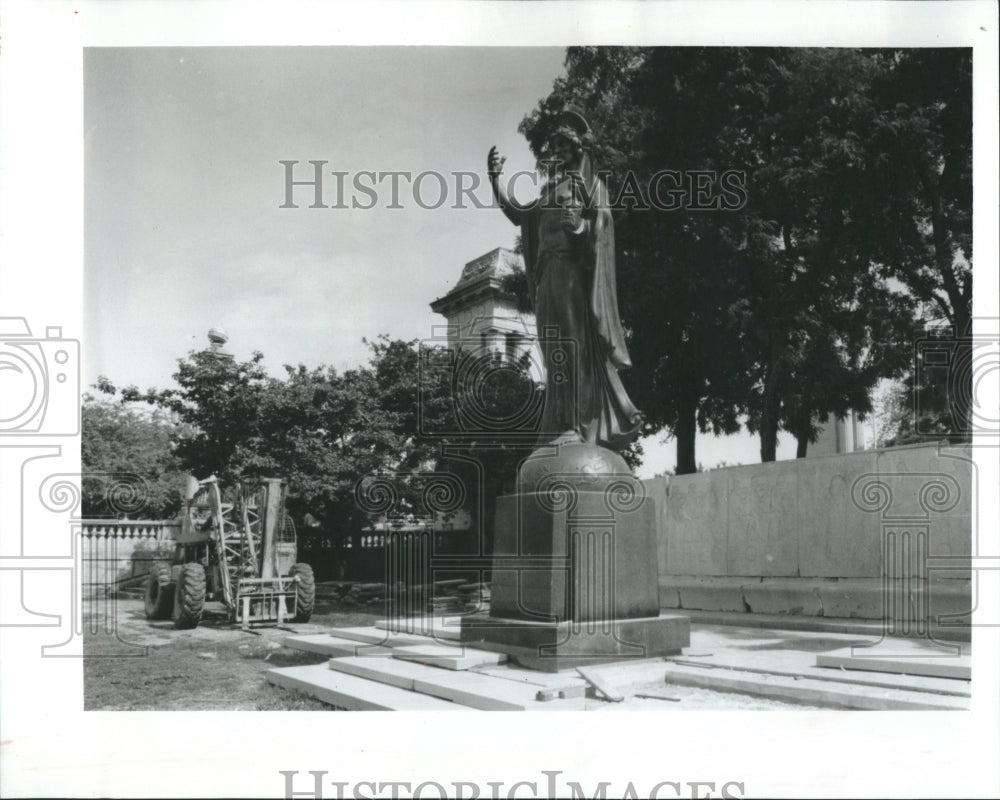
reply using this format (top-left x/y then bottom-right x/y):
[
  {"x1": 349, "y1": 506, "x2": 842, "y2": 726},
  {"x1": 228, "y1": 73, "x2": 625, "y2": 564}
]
[{"x1": 84, "y1": 597, "x2": 376, "y2": 710}]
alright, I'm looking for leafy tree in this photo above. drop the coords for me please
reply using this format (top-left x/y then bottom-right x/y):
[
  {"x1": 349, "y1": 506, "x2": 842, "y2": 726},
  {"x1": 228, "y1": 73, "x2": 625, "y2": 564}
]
[
  {"x1": 118, "y1": 345, "x2": 406, "y2": 532},
  {"x1": 729, "y1": 49, "x2": 917, "y2": 458},
  {"x1": 82, "y1": 389, "x2": 190, "y2": 518},
  {"x1": 519, "y1": 47, "x2": 752, "y2": 474},
  {"x1": 518, "y1": 46, "x2": 955, "y2": 465},
  {"x1": 113, "y1": 336, "x2": 540, "y2": 554},
  {"x1": 744, "y1": 48, "x2": 971, "y2": 453},
  {"x1": 864, "y1": 49, "x2": 973, "y2": 438},
  {"x1": 875, "y1": 327, "x2": 971, "y2": 449},
  {"x1": 120, "y1": 349, "x2": 272, "y2": 484}
]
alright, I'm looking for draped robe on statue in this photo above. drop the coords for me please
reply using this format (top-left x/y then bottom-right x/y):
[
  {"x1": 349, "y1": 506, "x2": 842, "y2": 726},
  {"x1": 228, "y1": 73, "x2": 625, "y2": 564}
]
[{"x1": 519, "y1": 168, "x2": 642, "y2": 450}]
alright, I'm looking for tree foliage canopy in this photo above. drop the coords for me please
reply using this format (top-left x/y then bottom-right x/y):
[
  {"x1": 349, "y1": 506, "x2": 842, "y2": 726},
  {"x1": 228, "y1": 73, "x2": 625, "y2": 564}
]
[
  {"x1": 106, "y1": 338, "x2": 539, "y2": 546},
  {"x1": 82, "y1": 391, "x2": 191, "y2": 518},
  {"x1": 516, "y1": 47, "x2": 970, "y2": 467}
]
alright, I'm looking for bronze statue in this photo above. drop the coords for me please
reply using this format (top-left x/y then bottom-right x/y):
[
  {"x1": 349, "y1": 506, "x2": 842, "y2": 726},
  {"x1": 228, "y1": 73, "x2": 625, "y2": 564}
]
[{"x1": 488, "y1": 109, "x2": 642, "y2": 451}]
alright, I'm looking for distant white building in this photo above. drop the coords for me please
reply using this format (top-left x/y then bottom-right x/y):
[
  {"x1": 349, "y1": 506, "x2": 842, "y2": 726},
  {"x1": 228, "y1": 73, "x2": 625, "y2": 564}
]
[
  {"x1": 808, "y1": 412, "x2": 865, "y2": 456},
  {"x1": 429, "y1": 247, "x2": 537, "y2": 365}
]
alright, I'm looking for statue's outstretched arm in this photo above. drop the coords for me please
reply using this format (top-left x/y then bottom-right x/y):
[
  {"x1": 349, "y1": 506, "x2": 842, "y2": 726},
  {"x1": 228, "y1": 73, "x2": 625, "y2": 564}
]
[{"x1": 488, "y1": 145, "x2": 526, "y2": 226}]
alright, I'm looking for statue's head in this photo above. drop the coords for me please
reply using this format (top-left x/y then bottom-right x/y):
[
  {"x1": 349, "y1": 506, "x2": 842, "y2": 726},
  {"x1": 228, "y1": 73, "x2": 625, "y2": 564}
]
[{"x1": 546, "y1": 107, "x2": 591, "y2": 168}]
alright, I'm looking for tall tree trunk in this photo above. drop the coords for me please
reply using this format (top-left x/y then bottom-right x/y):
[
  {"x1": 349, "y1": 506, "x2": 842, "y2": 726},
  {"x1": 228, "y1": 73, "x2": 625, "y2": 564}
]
[
  {"x1": 948, "y1": 295, "x2": 973, "y2": 440},
  {"x1": 950, "y1": 334, "x2": 973, "y2": 441},
  {"x1": 675, "y1": 392, "x2": 698, "y2": 475},
  {"x1": 759, "y1": 353, "x2": 785, "y2": 463},
  {"x1": 795, "y1": 435, "x2": 808, "y2": 459},
  {"x1": 793, "y1": 400, "x2": 812, "y2": 459}
]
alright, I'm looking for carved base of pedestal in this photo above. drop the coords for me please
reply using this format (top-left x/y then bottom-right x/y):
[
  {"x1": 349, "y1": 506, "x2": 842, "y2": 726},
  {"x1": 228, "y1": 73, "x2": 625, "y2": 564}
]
[{"x1": 460, "y1": 614, "x2": 690, "y2": 672}]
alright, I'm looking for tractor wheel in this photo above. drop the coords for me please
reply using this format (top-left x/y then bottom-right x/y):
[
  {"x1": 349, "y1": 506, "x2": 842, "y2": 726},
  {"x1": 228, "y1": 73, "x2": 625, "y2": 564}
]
[
  {"x1": 290, "y1": 563, "x2": 315, "y2": 622},
  {"x1": 172, "y1": 563, "x2": 206, "y2": 629},
  {"x1": 144, "y1": 561, "x2": 174, "y2": 620}
]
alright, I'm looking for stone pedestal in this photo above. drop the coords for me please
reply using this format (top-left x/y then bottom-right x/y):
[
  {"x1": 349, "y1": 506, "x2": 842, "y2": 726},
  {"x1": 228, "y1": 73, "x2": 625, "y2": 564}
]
[
  {"x1": 460, "y1": 614, "x2": 690, "y2": 672},
  {"x1": 461, "y1": 442, "x2": 690, "y2": 671}
]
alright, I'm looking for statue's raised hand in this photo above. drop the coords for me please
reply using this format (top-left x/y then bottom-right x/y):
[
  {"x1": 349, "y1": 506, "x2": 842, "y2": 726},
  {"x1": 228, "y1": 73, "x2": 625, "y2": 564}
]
[{"x1": 487, "y1": 146, "x2": 506, "y2": 178}]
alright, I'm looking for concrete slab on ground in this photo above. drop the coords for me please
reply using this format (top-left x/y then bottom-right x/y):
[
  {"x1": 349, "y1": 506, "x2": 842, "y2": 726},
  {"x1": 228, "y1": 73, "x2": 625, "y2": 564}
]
[
  {"x1": 325, "y1": 626, "x2": 432, "y2": 647},
  {"x1": 268, "y1": 620, "x2": 972, "y2": 711},
  {"x1": 661, "y1": 662, "x2": 969, "y2": 710},
  {"x1": 328, "y1": 656, "x2": 583, "y2": 710},
  {"x1": 392, "y1": 644, "x2": 507, "y2": 669},
  {"x1": 816, "y1": 645, "x2": 970, "y2": 680},
  {"x1": 283, "y1": 634, "x2": 393, "y2": 658},
  {"x1": 680, "y1": 609, "x2": 971, "y2": 643},
  {"x1": 473, "y1": 665, "x2": 588, "y2": 692},
  {"x1": 266, "y1": 664, "x2": 459, "y2": 710},
  {"x1": 375, "y1": 616, "x2": 463, "y2": 641},
  {"x1": 672, "y1": 654, "x2": 970, "y2": 698}
]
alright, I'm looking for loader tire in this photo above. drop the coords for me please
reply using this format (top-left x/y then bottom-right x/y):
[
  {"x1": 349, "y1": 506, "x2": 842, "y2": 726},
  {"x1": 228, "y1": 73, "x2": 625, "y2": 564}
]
[
  {"x1": 144, "y1": 561, "x2": 174, "y2": 620},
  {"x1": 173, "y1": 563, "x2": 206, "y2": 629},
  {"x1": 290, "y1": 563, "x2": 315, "y2": 622}
]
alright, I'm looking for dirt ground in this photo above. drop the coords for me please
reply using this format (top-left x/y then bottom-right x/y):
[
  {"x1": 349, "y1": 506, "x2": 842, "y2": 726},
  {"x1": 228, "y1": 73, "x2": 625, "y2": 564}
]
[{"x1": 83, "y1": 597, "x2": 377, "y2": 710}]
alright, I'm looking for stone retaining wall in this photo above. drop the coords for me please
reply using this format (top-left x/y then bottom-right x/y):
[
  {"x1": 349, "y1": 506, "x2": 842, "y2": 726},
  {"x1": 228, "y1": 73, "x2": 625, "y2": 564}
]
[{"x1": 644, "y1": 443, "x2": 974, "y2": 629}]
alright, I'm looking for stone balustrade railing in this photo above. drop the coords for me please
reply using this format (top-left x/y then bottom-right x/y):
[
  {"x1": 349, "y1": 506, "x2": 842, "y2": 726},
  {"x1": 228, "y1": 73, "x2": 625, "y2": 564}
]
[
  {"x1": 80, "y1": 519, "x2": 179, "y2": 595},
  {"x1": 81, "y1": 519, "x2": 181, "y2": 541}
]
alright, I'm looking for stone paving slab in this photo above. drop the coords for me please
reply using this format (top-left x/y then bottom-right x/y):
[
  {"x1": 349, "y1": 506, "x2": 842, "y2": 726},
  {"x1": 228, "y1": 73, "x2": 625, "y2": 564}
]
[
  {"x1": 816, "y1": 646, "x2": 971, "y2": 680},
  {"x1": 325, "y1": 626, "x2": 432, "y2": 647},
  {"x1": 328, "y1": 655, "x2": 425, "y2": 691},
  {"x1": 283, "y1": 634, "x2": 393, "y2": 658},
  {"x1": 328, "y1": 656, "x2": 583, "y2": 710},
  {"x1": 271, "y1": 621, "x2": 972, "y2": 711},
  {"x1": 266, "y1": 664, "x2": 459, "y2": 710},
  {"x1": 392, "y1": 644, "x2": 507, "y2": 670},
  {"x1": 375, "y1": 617, "x2": 463, "y2": 641},
  {"x1": 661, "y1": 663, "x2": 969, "y2": 710},
  {"x1": 673, "y1": 655, "x2": 970, "y2": 697},
  {"x1": 681, "y1": 610, "x2": 971, "y2": 642},
  {"x1": 677, "y1": 627, "x2": 970, "y2": 696},
  {"x1": 473, "y1": 665, "x2": 588, "y2": 691}
]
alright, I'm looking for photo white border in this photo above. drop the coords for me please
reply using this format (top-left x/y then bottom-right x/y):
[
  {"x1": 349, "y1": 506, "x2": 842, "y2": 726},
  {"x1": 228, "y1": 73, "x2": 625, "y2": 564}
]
[{"x1": 1, "y1": 1, "x2": 997, "y2": 797}]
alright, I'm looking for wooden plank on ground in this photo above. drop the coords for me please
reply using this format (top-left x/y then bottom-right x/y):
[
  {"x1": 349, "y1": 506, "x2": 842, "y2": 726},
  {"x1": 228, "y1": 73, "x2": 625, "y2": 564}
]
[
  {"x1": 266, "y1": 664, "x2": 458, "y2": 710},
  {"x1": 576, "y1": 666, "x2": 624, "y2": 702},
  {"x1": 283, "y1": 634, "x2": 392, "y2": 658},
  {"x1": 662, "y1": 663, "x2": 969, "y2": 710},
  {"x1": 815, "y1": 647, "x2": 971, "y2": 681}
]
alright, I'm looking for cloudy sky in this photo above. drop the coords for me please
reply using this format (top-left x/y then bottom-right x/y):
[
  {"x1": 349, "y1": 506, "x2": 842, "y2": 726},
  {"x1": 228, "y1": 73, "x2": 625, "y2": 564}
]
[
  {"x1": 84, "y1": 47, "x2": 562, "y2": 381},
  {"x1": 84, "y1": 45, "x2": 797, "y2": 471}
]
